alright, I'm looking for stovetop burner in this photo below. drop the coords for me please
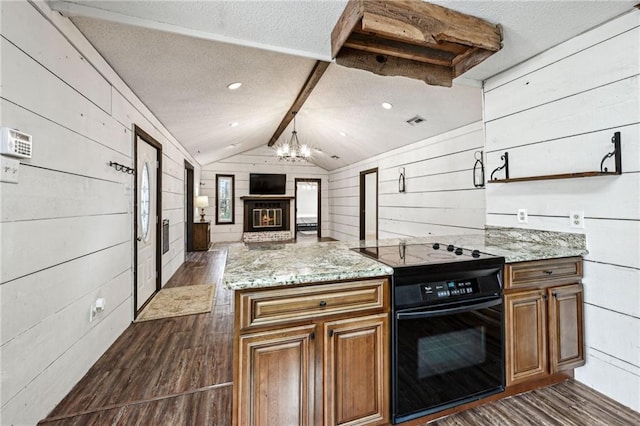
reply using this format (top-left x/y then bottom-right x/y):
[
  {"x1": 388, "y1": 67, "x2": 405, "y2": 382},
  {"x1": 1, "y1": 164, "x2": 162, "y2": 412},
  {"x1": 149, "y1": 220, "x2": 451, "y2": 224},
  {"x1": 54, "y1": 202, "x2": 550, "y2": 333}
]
[{"x1": 352, "y1": 242, "x2": 499, "y2": 268}]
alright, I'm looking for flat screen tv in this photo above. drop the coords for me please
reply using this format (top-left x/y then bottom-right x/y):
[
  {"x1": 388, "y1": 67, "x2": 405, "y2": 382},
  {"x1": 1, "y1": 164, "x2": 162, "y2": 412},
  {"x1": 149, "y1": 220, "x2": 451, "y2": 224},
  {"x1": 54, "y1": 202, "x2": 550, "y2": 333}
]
[{"x1": 249, "y1": 173, "x2": 286, "y2": 195}]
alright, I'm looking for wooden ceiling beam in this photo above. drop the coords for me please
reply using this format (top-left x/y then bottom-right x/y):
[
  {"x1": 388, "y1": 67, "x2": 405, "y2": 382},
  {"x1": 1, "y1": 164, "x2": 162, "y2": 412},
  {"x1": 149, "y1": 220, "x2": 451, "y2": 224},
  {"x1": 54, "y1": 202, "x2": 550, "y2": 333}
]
[
  {"x1": 331, "y1": 0, "x2": 503, "y2": 85},
  {"x1": 335, "y1": 47, "x2": 452, "y2": 87},
  {"x1": 358, "y1": 1, "x2": 502, "y2": 52},
  {"x1": 344, "y1": 32, "x2": 455, "y2": 67},
  {"x1": 267, "y1": 60, "x2": 330, "y2": 147}
]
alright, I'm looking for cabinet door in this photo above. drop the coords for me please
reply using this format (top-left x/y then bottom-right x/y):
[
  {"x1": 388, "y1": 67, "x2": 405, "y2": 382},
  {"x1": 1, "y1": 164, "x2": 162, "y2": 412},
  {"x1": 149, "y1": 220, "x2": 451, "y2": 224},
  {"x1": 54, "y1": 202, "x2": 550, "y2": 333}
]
[
  {"x1": 323, "y1": 314, "x2": 389, "y2": 426},
  {"x1": 548, "y1": 283, "x2": 585, "y2": 372},
  {"x1": 237, "y1": 325, "x2": 316, "y2": 426},
  {"x1": 505, "y1": 290, "x2": 548, "y2": 386}
]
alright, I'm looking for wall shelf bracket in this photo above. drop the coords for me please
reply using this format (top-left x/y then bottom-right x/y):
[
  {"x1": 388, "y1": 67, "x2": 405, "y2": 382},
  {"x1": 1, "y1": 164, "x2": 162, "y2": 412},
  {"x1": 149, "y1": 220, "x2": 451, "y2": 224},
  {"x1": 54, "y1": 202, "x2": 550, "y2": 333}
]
[
  {"x1": 599, "y1": 131, "x2": 622, "y2": 174},
  {"x1": 490, "y1": 152, "x2": 509, "y2": 181}
]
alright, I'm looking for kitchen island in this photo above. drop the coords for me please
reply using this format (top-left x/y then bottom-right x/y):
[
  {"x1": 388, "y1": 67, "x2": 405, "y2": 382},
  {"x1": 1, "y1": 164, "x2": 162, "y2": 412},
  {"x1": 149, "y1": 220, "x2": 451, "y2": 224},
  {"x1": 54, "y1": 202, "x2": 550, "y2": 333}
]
[
  {"x1": 225, "y1": 241, "x2": 394, "y2": 426},
  {"x1": 224, "y1": 227, "x2": 588, "y2": 426}
]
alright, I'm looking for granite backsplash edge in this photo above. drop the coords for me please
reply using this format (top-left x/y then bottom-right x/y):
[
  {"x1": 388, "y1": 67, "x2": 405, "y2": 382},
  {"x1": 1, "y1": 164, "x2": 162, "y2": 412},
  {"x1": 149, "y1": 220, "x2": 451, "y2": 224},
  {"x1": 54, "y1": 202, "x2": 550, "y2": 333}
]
[{"x1": 485, "y1": 226, "x2": 587, "y2": 250}]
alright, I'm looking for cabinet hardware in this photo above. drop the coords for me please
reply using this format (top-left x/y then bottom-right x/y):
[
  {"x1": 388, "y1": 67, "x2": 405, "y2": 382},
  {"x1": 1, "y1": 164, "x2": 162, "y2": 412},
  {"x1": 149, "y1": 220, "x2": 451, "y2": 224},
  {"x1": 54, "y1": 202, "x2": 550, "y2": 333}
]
[
  {"x1": 552, "y1": 292, "x2": 558, "y2": 298},
  {"x1": 543, "y1": 270, "x2": 553, "y2": 275},
  {"x1": 328, "y1": 329, "x2": 334, "y2": 338},
  {"x1": 542, "y1": 294, "x2": 548, "y2": 301},
  {"x1": 310, "y1": 332, "x2": 315, "y2": 340},
  {"x1": 319, "y1": 301, "x2": 327, "y2": 307}
]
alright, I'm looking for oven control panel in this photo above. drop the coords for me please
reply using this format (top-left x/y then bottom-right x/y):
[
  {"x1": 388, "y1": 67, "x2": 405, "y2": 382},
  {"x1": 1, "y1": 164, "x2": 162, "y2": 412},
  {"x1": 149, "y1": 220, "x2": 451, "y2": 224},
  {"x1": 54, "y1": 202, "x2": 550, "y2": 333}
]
[{"x1": 421, "y1": 279, "x2": 478, "y2": 300}]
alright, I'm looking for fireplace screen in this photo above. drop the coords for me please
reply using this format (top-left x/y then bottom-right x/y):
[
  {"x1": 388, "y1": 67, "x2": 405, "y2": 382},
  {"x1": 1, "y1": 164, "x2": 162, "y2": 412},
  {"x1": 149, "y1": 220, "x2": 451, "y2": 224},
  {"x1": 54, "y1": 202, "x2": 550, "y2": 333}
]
[{"x1": 253, "y1": 208, "x2": 282, "y2": 228}]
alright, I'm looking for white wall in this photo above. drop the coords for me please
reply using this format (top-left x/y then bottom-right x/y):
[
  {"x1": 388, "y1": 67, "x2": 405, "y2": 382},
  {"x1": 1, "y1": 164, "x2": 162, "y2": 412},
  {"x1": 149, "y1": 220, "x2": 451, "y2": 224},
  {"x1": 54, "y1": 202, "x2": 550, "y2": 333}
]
[
  {"x1": 483, "y1": 9, "x2": 640, "y2": 411},
  {"x1": 0, "y1": 2, "x2": 198, "y2": 424},
  {"x1": 328, "y1": 122, "x2": 486, "y2": 241},
  {"x1": 202, "y1": 145, "x2": 329, "y2": 242}
]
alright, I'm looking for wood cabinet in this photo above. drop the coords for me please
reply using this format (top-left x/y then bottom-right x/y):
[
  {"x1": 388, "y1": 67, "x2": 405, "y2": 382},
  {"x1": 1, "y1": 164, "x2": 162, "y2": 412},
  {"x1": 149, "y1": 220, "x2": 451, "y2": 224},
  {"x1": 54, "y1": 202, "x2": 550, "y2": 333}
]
[
  {"x1": 323, "y1": 314, "x2": 388, "y2": 426},
  {"x1": 237, "y1": 325, "x2": 316, "y2": 426},
  {"x1": 233, "y1": 278, "x2": 390, "y2": 426},
  {"x1": 504, "y1": 257, "x2": 585, "y2": 387},
  {"x1": 193, "y1": 221, "x2": 210, "y2": 251}
]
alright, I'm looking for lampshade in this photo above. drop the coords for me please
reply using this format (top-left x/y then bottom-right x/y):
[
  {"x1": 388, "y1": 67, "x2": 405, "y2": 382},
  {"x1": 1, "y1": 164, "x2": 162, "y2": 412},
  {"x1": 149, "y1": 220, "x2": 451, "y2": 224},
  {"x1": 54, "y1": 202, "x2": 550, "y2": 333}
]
[{"x1": 195, "y1": 196, "x2": 209, "y2": 208}]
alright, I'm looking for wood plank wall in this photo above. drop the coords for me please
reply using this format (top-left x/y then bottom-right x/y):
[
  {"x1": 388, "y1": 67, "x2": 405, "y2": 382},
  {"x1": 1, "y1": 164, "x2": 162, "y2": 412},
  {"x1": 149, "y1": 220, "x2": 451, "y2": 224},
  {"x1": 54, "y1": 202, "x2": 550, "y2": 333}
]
[
  {"x1": 484, "y1": 9, "x2": 640, "y2": 411},
  {"x1": 0, "y1": 2, "x2": 198, "y2": 424},
  {"x1": 202, "y1": 145, "x2": 329, "y2": 242},
  {"x1": 327, "y1": 122, "x2": 486, "y2": 240}
]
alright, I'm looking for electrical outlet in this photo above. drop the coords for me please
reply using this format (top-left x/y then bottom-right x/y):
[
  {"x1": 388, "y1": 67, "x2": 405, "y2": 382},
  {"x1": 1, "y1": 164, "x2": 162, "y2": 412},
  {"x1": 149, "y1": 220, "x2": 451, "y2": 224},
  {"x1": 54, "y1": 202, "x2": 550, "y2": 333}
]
[
  {"x1": 517, "y1": 209, "x2": 528, "y2": 224},
  {"x1": 570, "y1": 210, "x2": 584, "y2": 229}
]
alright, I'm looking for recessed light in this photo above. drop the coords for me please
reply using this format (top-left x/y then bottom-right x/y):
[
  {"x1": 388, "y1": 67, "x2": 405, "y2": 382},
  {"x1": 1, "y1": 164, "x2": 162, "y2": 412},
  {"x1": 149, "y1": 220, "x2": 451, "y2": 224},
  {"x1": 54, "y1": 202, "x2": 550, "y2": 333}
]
[
  {"x1": 339, "y1": 131, "x2": 347, "y2": 137},
  {"x1": 382, "y1": 102, "x2": 393, "y2": 110},
  {"x1": 227, "y1": 82, "x2": 242, "y2": 90},
  {"x1": 229, "y1": 121, "x2": 239, "y2": 127}
]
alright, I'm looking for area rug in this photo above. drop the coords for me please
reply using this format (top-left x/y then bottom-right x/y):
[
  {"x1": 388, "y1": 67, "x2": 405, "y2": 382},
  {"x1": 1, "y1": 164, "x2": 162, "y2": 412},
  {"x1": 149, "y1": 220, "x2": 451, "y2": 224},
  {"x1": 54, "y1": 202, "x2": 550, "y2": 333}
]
[{"x1": 135, "y1": 285, "x2": 215, "y2": 322}]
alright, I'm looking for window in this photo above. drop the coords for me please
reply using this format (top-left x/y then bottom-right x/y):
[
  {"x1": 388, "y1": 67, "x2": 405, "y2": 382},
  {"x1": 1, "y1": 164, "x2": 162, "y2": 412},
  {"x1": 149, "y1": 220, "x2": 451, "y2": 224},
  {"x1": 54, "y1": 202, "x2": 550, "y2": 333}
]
[{"x1": 216, "y1": 174, "x2": 235, "y2": 224}]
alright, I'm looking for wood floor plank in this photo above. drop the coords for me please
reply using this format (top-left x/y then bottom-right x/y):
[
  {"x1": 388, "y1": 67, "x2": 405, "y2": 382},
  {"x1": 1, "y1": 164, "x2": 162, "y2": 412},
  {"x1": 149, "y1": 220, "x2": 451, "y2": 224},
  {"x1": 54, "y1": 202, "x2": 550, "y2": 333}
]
[
  {"x1": 44, "y1": 247, "x2": 233, "y2": 419},
  {"x1": 40, "y1": 243, "x2": 640, "y2": 425},
  {"x1": 427, "y1": 381, "x2": 640, "y2": 425}
]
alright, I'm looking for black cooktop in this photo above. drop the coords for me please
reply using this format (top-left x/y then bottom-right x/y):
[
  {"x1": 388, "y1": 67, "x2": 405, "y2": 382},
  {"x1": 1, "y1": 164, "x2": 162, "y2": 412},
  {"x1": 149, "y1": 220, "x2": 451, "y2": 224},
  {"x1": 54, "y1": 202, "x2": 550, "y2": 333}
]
[{"x1": 352, "y1": 242, "x2": 501, "y2": 268}]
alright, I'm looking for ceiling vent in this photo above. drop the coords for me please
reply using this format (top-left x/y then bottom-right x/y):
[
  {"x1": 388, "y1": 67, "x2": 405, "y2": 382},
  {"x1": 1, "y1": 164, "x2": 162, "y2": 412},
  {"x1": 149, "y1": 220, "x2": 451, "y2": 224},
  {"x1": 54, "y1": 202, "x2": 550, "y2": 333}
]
[
  {"x1": 406, "y1": 115, "x2": 426, "y2": 126},
  {"x1": 331, "y1": 0, "x2": 503, "y2": 87}
]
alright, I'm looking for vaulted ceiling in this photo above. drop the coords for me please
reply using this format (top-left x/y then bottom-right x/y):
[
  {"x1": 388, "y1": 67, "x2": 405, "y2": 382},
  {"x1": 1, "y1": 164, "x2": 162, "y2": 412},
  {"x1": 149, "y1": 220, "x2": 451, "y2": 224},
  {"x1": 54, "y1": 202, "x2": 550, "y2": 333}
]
[{"x1": 51, "y1": 0, "x2": 638, "y2": 170}]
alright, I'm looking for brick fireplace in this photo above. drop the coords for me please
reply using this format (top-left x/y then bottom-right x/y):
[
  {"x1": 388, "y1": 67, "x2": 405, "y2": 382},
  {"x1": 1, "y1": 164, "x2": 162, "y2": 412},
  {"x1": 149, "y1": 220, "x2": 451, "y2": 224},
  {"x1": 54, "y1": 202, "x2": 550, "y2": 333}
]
[{"x1": 241, "y1": 196, "x2": 294, "y2": 242}]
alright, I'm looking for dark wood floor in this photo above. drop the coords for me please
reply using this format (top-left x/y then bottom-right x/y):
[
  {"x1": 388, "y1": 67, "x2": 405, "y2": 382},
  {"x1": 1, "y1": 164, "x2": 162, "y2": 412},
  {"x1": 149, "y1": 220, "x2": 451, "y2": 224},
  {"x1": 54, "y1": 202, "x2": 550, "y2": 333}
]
[{"x1": 40, "y1": 242, "x2": 640, "y2": 425}]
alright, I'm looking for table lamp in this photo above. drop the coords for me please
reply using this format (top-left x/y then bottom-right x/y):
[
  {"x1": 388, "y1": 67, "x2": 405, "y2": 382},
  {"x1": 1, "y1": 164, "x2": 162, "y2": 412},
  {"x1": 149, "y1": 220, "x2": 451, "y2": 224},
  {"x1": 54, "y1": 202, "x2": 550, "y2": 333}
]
[{"x1": 195, "y1": 196, "x2": 209, "y2": 222}]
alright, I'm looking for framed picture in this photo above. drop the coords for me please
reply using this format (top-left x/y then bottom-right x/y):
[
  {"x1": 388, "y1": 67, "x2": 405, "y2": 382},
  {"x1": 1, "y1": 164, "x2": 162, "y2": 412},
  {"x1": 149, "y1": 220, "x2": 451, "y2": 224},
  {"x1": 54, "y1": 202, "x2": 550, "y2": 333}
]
[{"x1": 216, "y1": 174, "x2": 235, "y2": 224}]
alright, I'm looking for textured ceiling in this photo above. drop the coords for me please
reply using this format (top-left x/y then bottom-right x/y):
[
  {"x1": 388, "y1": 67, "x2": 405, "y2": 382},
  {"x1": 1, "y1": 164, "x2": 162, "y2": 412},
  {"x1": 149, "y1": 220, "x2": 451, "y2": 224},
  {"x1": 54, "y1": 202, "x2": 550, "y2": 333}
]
[{"x1": 55, "y1": 0, "x2": 638, "y2": 170}]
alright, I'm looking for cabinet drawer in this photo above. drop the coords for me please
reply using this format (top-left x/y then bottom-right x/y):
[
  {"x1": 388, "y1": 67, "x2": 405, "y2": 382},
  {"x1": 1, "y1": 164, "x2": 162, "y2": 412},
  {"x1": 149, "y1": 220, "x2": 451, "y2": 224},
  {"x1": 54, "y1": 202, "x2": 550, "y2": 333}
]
[
  {"x1": 504, "y1": 257, "x2": 582, "y2": 289},
  {"x1": 237, "y1": 278, "x2": 388, "y2": 330}
]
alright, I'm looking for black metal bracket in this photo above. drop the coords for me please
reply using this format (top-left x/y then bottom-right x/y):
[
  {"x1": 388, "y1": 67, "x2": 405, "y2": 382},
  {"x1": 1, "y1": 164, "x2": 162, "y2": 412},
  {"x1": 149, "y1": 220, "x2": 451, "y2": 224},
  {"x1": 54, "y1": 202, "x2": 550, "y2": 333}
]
[
  {"x1": 600, "y1": 131, "x2": 622, "y2": 174},
  {"x1": 109, "y1": 161, "x2": 135, "y2": 174},
  {"x1": 473, "y1": 150, "x2": 485, "y2": 188},
  {"x1": 398, "y1": 167, "x2": 406, "y2": 192},
  {"x1": 490, "y1": 152, "x2": 509, "y2": 181}
]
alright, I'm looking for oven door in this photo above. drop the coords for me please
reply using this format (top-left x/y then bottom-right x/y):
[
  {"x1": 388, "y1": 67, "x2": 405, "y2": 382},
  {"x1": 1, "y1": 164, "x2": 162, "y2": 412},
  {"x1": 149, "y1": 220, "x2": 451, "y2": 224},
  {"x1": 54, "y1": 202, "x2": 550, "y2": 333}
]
[{"x1": 392, "y1": 297, "x2": 504, "y2": 423}]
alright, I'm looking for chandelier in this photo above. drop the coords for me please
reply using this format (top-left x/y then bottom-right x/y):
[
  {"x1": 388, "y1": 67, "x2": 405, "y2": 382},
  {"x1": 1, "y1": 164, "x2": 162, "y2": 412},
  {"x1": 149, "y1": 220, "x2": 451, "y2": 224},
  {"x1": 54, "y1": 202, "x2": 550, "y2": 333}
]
[{"x1": 275, "y1": 112, "x2": 311, "y2": 161}]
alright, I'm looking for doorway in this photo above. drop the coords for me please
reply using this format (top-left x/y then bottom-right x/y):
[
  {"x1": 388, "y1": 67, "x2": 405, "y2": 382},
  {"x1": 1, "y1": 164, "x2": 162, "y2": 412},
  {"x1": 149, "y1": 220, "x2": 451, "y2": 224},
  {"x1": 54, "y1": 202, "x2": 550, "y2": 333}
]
[
  {"x1": 185, "y1": 160, "x2": 194, "y2": 253},
  {"x1": 134, "y1": 125, "x2": 162, "y2": 315},
  {"x1": 359, "y1": 168, "x2": 378, "y2": 241},
  {"x1": 295, "y1": 178, "x2": 321, "y2": 240}
]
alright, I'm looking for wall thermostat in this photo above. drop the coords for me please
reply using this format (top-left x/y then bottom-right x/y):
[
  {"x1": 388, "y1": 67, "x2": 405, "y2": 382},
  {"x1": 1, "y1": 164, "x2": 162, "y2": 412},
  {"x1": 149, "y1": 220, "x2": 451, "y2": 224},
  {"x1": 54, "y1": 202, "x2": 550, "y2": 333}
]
[{"x1": 1, "y1": 127, "x2": 32, "y2": 158}]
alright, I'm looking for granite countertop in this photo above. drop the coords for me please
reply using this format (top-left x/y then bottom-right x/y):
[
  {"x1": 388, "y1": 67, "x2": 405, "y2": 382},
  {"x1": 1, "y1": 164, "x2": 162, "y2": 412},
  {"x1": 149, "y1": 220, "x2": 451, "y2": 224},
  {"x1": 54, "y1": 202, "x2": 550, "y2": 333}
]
[
  {"x1": 224, "y1": 241, "x2": 393, "y2": 290},
  {"x1": 355, "y1": 230, "x2": 588, "y2": 264},
  {"x1": 223, "y1": 227, "x2": 588, "y2": 290}
]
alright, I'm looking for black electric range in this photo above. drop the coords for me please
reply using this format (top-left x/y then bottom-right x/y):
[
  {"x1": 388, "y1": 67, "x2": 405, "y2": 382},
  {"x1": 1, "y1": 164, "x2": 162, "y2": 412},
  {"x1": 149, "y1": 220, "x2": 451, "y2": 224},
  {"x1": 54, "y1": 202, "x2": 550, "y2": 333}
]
[{"x1": 353, "y1": 242, "x2": 506, "y2": 423}]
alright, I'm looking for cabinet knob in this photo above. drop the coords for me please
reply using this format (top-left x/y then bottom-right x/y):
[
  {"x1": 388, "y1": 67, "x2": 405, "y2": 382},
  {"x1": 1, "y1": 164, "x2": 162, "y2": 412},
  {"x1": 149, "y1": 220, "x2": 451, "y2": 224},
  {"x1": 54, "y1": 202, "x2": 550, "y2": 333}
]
[
  {"x1": 552, "y1": 292, "x2": 558, "y2": 298},
  {"x1": 137, "y1": 236, "x2": 142, "y2": 242},
  {"x1": 319, "y1": 301, "x2": 327, "y2": 307},
  {"x1": 543, "y1": 270, "x2": 553, "y2": 275},
  {"x1": 328, "y1": 329, "x2": 334, "y2": 338}
]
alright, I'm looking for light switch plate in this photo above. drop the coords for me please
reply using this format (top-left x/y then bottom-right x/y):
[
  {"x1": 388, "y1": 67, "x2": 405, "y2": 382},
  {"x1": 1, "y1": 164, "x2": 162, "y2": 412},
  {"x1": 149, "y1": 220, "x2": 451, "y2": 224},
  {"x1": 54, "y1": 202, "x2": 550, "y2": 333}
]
[{"x1": 0, "y1": 156, "x2": 19, "y2": 184}]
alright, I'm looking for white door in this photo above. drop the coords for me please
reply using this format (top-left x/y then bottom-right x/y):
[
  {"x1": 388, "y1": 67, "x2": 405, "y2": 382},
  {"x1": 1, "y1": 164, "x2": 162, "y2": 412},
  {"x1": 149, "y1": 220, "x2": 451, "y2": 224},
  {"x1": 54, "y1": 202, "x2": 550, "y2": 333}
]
[{"x1": 136, "y1": 136, "x2": 158, "y2": 310}]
